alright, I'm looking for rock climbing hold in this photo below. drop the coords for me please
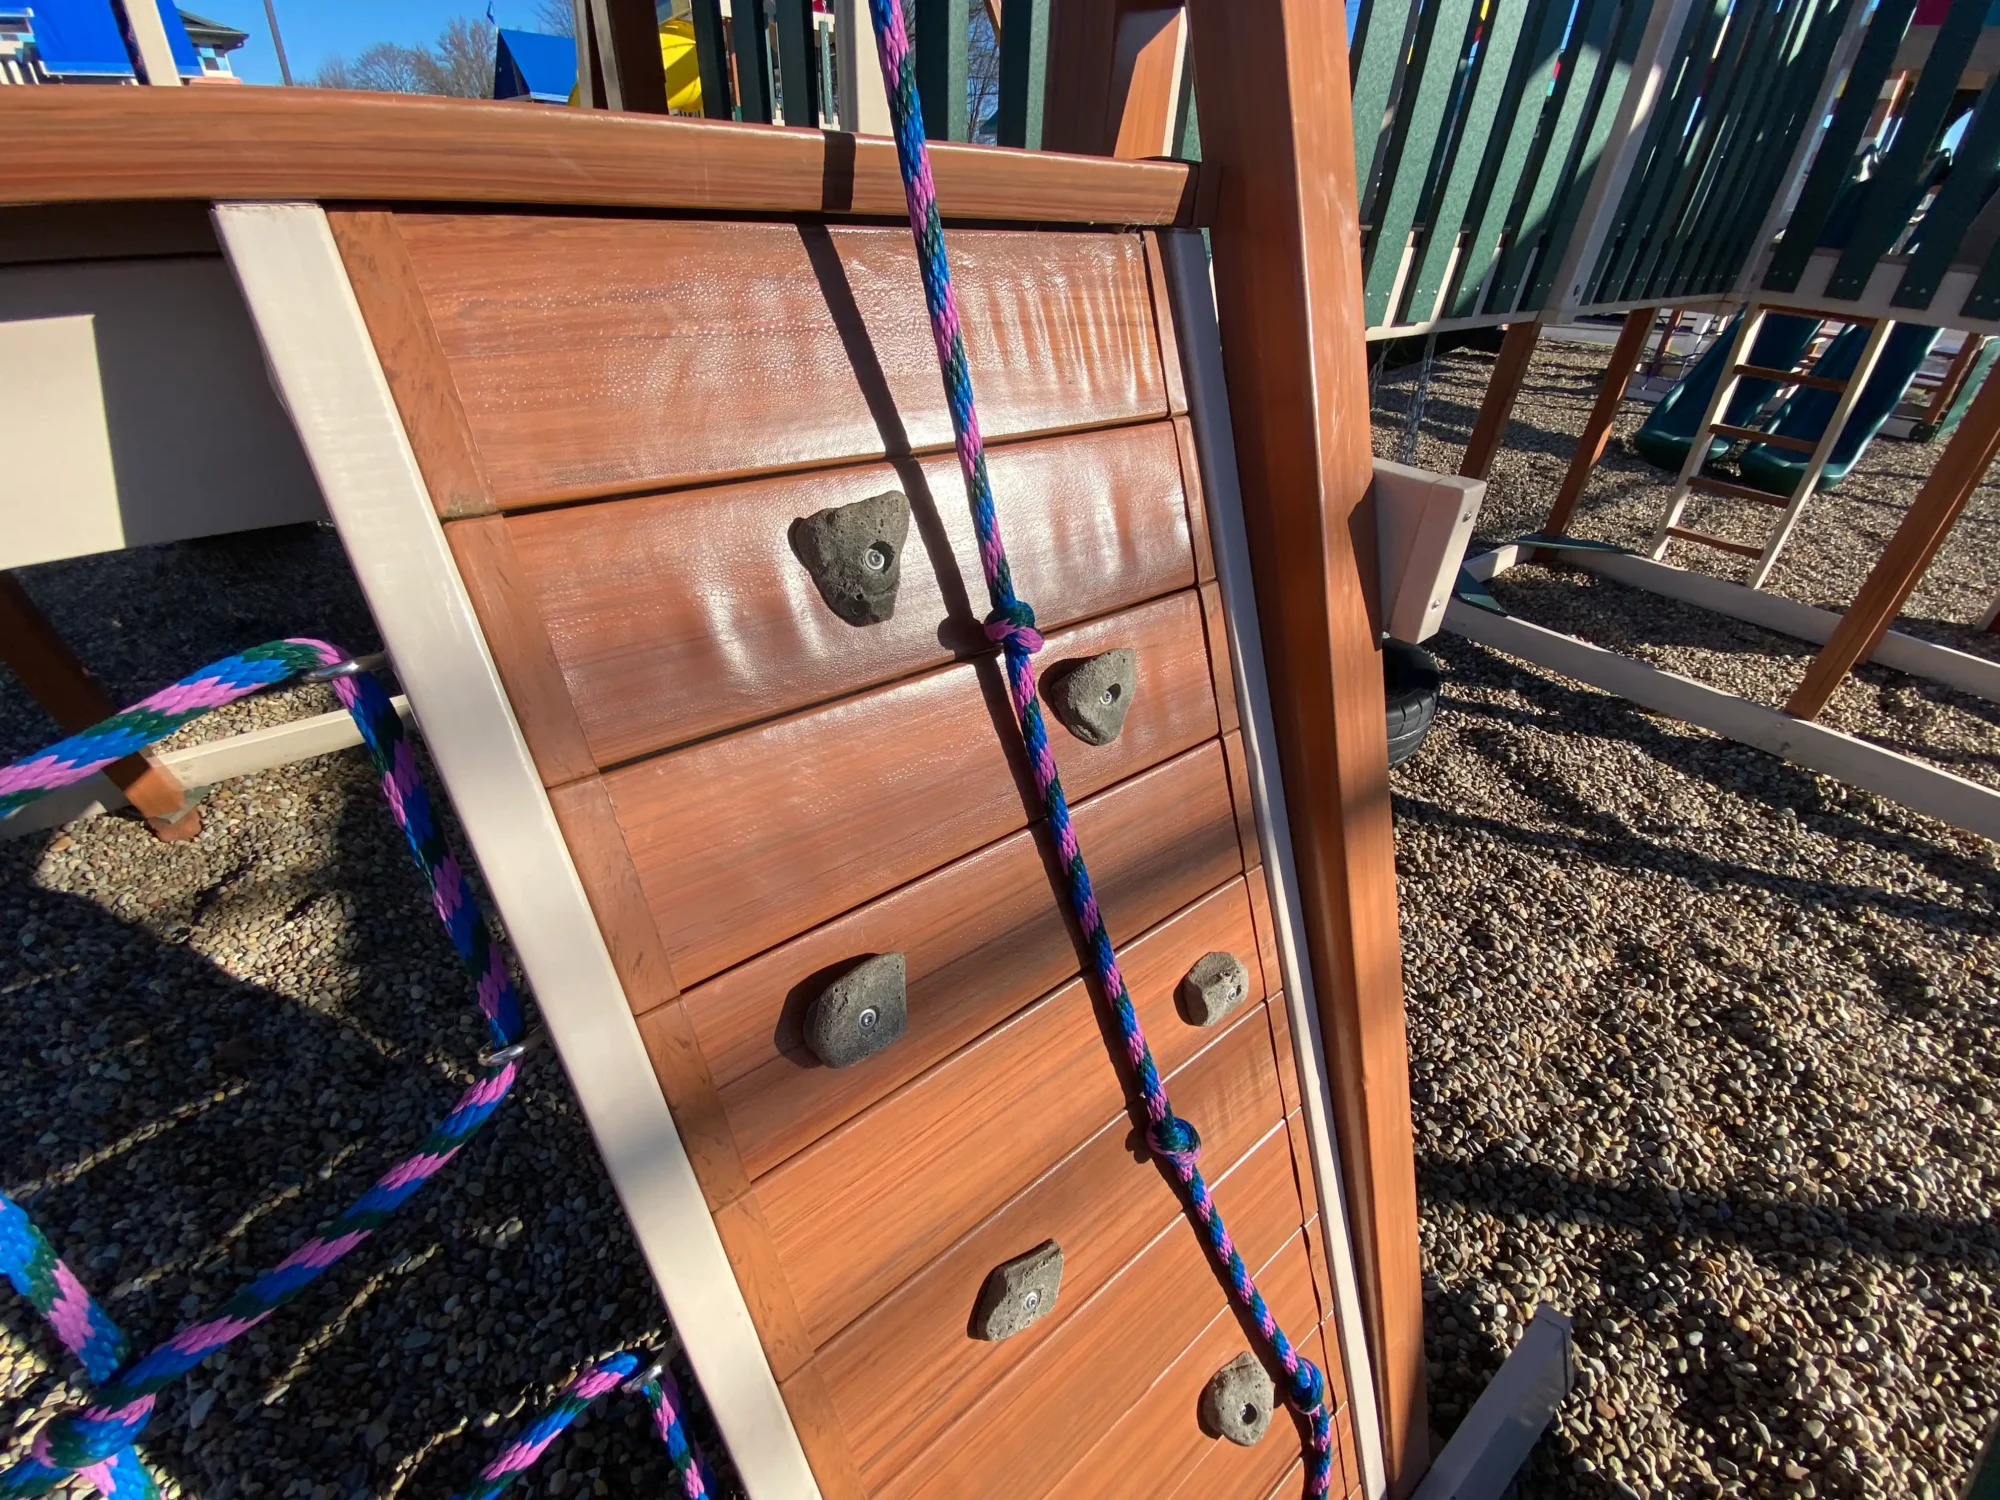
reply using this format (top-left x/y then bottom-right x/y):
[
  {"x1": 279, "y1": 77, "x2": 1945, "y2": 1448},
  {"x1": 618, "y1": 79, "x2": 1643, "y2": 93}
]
[
  {"x1": 971, "y1": 1239, "x2": 1063, "y2": 1341},
  {"x1": 805, "y1": 953, "x2": 907, "y2": 1068},
  {"x1": 1200, "y1": 1352, "x2": 1275, "y2": 1446},
  {"x1": 1047, "y1": 648, "x2": 1137, "y2": 745},
  {"x1": 789, "y1": 491, "x2": 912, "y2": 626},
  {"x1": 1178, "y1": 951, "x2": 1250, "y2": 1027}
]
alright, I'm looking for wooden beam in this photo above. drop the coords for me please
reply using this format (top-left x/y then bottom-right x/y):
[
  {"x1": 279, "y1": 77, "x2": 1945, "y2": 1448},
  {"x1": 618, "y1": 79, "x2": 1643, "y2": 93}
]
[
  {"x1": 1459, "y1": 321, "x2": 1540, "y2": 481},
  {"x1": 1540, "y1": 306, "x2": 1652, "y2": 538},
  {"x1": 0, "y1": 571, "x2": 198, "y2": 838},
  {"x1": 0, "y1": 87, "x2": 1197, "y2": 226},
  {"x1": 588, "y1": 0, "x2": 671, "y2": 114},
  {"x1": 1785, "y1": 364, "x2": 2000, "y2": 719},
  {"x1": 1183, "y1": 2, "x2": 1427, "y2": 1492},
  {"x1": 1040, "y1": 0, "x2": 1186, "y2": 159}
]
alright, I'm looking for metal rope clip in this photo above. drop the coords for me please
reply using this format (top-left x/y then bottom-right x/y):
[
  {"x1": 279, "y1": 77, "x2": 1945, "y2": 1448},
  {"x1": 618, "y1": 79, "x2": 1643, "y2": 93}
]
[
  {"x1": 477, "y1": 1029, "x2": 548, "y2": 1070},
  {"x1": 308, "y1": 651, "x2": 389, "y2": 682},
  {"x1": 622, "y1": 1362, "x2": 664, "y2": 1395}
]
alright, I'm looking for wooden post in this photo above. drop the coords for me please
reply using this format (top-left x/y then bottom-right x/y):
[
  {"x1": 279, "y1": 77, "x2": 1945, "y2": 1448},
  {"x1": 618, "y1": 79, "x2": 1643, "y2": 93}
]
[
  {"x1": 1041, "y1": 0, "x2": 1184, "y2": 158},
  {"x1": 1538, "y1": 305, "x2": 1652, "y2": 539},
  {"x1": 1922, "y1": 334, "x2": 1986, "y2": 423},
  {"x1": 0, "y1": 571, "x2": 198, "y2": 838},
  {"x1": 1459, "y1": 320, "x2": 1540, "y2": 481},
  {"x1": 1183, "y1": 2, "x2": 1427, "y2": 1492},
  {"x1": 1786, "y1": 368, "x2": 2000, "y2": 719}
]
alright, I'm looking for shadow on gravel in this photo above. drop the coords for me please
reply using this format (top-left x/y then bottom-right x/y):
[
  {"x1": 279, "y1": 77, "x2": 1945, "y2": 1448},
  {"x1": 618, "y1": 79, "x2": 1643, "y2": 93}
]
[
  {"x1": 1421, "y1": 664, "x2": 1997, "y2": 910},
  {"x1": 0, "y1": 756, "x2": 719, "y2": 1497}
]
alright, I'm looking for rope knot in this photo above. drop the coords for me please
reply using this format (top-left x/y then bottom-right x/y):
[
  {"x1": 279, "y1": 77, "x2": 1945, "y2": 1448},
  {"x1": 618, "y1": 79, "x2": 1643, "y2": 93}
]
[
  {"x1": 32, "y1": 1397, "x2": 152, "y2": 1472},
  {"x1": 1146, "y1": 1114, "x2": 1202, "y2": 1170},
  {"x1": 1283, "y1": 1358, "x2": 1326, "y2": 1416},
  {"x1": 982, "y1": 601, "x2": 1044, "y2": 655}
]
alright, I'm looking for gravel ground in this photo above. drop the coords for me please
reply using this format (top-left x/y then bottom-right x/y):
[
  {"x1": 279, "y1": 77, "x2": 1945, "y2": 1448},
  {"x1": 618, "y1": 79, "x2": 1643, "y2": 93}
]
[
  {"x1": 0, "y1": 531, "x2": 732, "y2": 1498},
  {"x1": 1381, "y1": 336, "x2": 2000, "y2": 1497},
  {"x1": 0, "y1": 334, "x2": 1995, "y2": 1500}
]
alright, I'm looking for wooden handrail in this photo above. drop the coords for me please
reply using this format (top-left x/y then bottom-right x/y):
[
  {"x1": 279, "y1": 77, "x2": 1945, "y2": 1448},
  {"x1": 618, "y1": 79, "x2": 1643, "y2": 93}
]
[{"x1": 0, "y1": 87, "x2": 1200, "y2": 226}]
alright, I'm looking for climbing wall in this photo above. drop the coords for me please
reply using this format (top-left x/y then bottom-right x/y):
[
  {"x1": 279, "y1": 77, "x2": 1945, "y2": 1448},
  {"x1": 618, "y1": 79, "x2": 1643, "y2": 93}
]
[{"x1": 330, "y1": 207, "x2": 1362, "y2": 1500}]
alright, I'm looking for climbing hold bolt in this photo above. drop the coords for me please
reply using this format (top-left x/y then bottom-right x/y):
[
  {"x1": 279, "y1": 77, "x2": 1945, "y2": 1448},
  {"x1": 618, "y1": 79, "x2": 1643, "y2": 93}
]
[
  {"x1": 789, "y1": 491, "x2": 913, "y2": 626},
  {"x1": 1178, "y1": 951, "x2": 1250, "y2": 1027},
  {"x1": 972, "y1": 1239, "x2": 1063, "y2": 1340},
  {"x1": 1047, "y1": 648, "x2": 1137, "y2": 745},
  {"x1": 1200, "y1": 1352, "x2": 1276, "y2": 1446},
  {"x1": 805, "y1": 953, "x2": 908, "y2": 1068}
]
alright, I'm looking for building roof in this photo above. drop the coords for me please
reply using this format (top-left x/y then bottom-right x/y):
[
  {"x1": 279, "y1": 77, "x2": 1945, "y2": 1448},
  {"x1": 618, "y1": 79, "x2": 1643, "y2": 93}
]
[
  {"x1": 178, "y1": 8, "x2": 247, "y2": 52},
  {"x1": 493, "y1": 27, "x2": 575, "y2": 105}
]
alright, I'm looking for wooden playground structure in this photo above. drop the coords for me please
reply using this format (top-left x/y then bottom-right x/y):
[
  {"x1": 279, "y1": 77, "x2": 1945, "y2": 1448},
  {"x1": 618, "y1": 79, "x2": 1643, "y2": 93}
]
[{"x1": 0, "y1": 0, "x2": 1997, "y2": 1496}]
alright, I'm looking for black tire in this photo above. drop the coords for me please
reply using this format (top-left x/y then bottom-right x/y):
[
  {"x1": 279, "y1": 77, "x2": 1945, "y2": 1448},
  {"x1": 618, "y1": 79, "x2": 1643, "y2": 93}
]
[{"x1": 1384, "y1": 640, "x2": 1441, "y2": 767}]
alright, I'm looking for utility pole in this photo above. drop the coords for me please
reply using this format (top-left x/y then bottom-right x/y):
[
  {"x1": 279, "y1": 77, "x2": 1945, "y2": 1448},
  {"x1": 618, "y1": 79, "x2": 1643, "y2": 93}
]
[{"x1": 261, "y1": 0, "x2": 294, "y2": 84}]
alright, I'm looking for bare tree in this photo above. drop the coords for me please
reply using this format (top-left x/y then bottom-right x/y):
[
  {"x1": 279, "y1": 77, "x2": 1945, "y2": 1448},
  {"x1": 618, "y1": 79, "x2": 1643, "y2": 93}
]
[
  {"x1": 967, "y1": 5, "x2": 1000, "y2": 144},
  {"x1": 314, "y1": 40, "x2": 431, "y2": 93},
  {"x1": 533, "y1": 0, "x2": 576, "y2": 37},
  {"x1": 416, "y1": 16, "x2": 500, "y2": 96},
  {"x1": 312, "y1": 15, "x2": 497, "y2": 97}
]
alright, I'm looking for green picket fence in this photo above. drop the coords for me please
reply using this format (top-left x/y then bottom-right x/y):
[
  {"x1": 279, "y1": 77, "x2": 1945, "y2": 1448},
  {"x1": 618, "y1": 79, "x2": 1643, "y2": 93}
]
[{"x1": 676, "y1": 0, "x2": 2000, "y2": 337}]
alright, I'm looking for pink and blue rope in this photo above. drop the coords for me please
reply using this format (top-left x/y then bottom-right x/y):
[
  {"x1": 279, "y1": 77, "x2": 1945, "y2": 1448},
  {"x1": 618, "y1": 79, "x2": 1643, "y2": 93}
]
[
  {"x1": 456, "y1": 1350, "x2": 715, "y2": 1499},
  {"x1": 863, "y1": 5, "x2": 1335, "y2": 1492},
  {"x1": 0, "y1": 644, "x2": 704, "y2": 1495}
]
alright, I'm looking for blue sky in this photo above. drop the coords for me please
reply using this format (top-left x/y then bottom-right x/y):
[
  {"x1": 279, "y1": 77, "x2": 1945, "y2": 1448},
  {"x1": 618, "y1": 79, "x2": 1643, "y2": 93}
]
[{"x1": 216, "y1": 0, "x2": 559, "y2": 87}]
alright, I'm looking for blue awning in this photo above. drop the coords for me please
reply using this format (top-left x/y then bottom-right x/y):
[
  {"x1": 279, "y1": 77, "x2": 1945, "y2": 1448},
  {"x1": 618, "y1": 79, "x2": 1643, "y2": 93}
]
[
  {"x1": 27, "y1": 0, "x2": 133, "y2": 77},
  {"x1": 28, "y1": 0, "x2": 202, "y2": 78},
  {"x1": 494, "y1": 27, "x2": 575, "y2": 104},
  {"x1": 157, "y1": 0, "x2": 203, "y2": 77}
]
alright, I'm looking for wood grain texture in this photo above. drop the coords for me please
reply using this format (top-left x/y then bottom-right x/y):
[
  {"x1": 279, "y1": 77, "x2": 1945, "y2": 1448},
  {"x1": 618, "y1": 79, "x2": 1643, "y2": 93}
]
[
  {"x1": 445, "y1": 517, "x2": 597, "y2": 787},
  {"x1": 1459, "y1": 321, "x2": 1540, "y2": 481},
  {"x1": 1177, "y1": 414, "x2": 1217, "y2": 583},
  {"x1": 1786, "y1": 364, "x2": 2000, "y2": 718},
  {"x1": 1059, "y1": 1227, "x2": 1326, "y2": 1500},
  {"x1": 711, "y1": 1194, "x2": 816, "y2": 1379},
  {"x1": 1541, "y1": 307, "x2": 1652, "y2": 540},
  {"x1": 505, "y1": 423, "x2": 1194, "y2": 767},
  {"x1": 882, "y1": 1177, "x2": 1310, "y2": 1500},
  {"x1": 1220, "y1": 730, "x2": 1263, "y2": 874},
  {"x1": 1185, "y1": 2, "x2": 1427, "y2": 1484},
  {"x1": 1, "y1": 88, "x2": 1197, "y2": 224},
  {"x1": 606, "y1": 591, "x2": 1220, "y2": 985},
  {"x1": 1201, "y1": 582, "x2": 1241, "y2": 736},
  {"x1": 1149, "y1": 231, "x2": 1189, "y2": 415},
  {"x1": 680, "y1": 743, "x2": 1245, "y2": 1179},
  {"x1": 325, "y1": 210, "x2": 492, "y2": 519},
  {"x1": 1243, "y1": 869, "x2": 1285, "y2": 1022},
  {"x1": 395, "y1": 215, "x2": 1168, "y2": 508},
  {"x1": 774, "y1": 1362, "x2": 870, "y2": 1500},
  {"x1": 755, "y1": 878, "x2": 1266, "y2": 1347},
  {"x1": 819, "y1": 1003, "x2": 1288, "y2": 1487}
]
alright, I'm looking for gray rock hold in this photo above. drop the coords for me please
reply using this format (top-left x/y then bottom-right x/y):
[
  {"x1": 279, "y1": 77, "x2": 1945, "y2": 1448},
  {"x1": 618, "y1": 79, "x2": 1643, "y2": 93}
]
[
  {"x1": 1179, "y1": 951, "x2": 1251, "y2": 1027},
  {"x1": 805, "y1": 953, "x2": 908, "y2": 1068},
  {"x1": 1048, "y1": 648, "x2": 1137, "y2": 745},
  {"x1": 789, "y1": 491, "x2": 912, "y2": 626},
  {"x1": 1199, "y1": 1352, "x2": 1275, "y2": 1446},
  {"x1": 972, "y1": 1239, "x2": 1063, "y2": 1340}
]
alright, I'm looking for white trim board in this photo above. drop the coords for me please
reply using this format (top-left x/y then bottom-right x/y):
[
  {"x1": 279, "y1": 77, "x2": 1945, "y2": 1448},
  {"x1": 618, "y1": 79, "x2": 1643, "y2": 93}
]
[
  {"x1": 1443, "y1": 598, "x2": 2000, "y2": 842},
  {"x1": 1, "y1": 697, "x2": 414, "y2": 840},
  {"x1": 1160, "y1": 229, "x2": 1389, "y2": 1499},
  {"x1": 1473, "y1": 543, "x2": 2000, "y2": 706},
  {"x1": 213, "y1": 203, "x2": 821, "y2": 1500}
]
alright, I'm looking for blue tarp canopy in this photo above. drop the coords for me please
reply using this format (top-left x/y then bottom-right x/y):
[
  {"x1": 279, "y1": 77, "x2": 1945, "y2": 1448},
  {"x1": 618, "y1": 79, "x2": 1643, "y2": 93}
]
[
  {"x1": 27, "y1": 0, "x2": 131, "y2": 77},
  {"x1": 493, "y1": 27, "x2": 575, "y2": 104},
  {"x1": 29, "y1": 0, "x2": 202, "y2": 78}
]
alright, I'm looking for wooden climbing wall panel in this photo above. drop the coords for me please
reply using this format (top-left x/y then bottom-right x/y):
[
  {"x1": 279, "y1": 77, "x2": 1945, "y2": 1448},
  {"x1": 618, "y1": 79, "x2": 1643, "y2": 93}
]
[{"x1": 330, "y1": 208, "x2": 1360, "y2": 1500}]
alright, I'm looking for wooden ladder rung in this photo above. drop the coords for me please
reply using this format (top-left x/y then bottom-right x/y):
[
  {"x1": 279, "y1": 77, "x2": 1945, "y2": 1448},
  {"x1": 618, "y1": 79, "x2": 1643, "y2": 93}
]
[
  {"x1": 1756, "y1": 302, "x2": 1881, "y2": 325},
  {"x1": 1733, "y1": 363, "x2": 1847, "y2": 392},
  {"x1": 1663, "y1": 525, "x2": 1767, "y2": 559},
  {"x1": 1708, "y1": 422, "x2": 1817, "y2": 454},
  {"x1": 1687, "y1": 475, "x2": 1793, "y2": 507}
]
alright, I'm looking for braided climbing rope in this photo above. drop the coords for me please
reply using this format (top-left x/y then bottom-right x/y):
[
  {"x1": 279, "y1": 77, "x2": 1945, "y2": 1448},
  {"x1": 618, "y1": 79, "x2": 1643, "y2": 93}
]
[
  {"x1": 456, "y1": 1351, "x2": 714, "y2": 1500},
  {"x1": 863, "y1": 5, "x2": 1335, "y2": 1492},
  {"x1": 0, "y1": 646, "x2": 707, "y2": 1497}
]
